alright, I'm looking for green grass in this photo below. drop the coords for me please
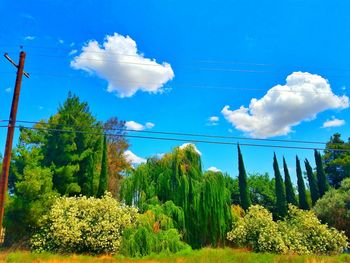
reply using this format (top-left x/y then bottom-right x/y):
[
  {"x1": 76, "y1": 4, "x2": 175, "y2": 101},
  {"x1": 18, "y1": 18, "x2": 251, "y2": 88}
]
[{"x1": 0, "y1": 248, "x2": 349, "y2": 263}]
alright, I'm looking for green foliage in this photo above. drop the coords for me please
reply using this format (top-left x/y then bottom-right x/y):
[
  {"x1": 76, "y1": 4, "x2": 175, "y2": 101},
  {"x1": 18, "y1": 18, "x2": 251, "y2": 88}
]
[
  {"x1": 324, "y1": 133, "x2": 350, "y2": 188},
  {"x1": 237, "y1": 145, "x2": 251, "y2": 210},
  {"x1": 42, "y1": 93, "x2": 103, "y2": 196},
  {"x1": 273, "y1": 154, "x2": 287, "y2": 219},
  {"x1": 5, "y1": 129, "x2": 59, "y2": 245},
  {"x1": 120, "y1": 144, "x2": 232, "y2": 248},
  {"x1": 97, "y1": 135, "x2": 108, "y2": 197},
  {"x1": 283, "y1": 157, "x2": 298, "y2": 206},
  {"x1": 120, "y1": 204, "x2": 190, "y2": 257},
  {"x1": 247, "y1": 173, "x2": 276, "y2": 212},
  {"x1": 31, "y1": 193, "x2": 138, "y2": 254},
  {"x1": 296, "y1": 156, "x2": 310, "y2": 210},
  {"x1": 315, "y1": 150, "x2": 330, "y2": 197},
  {"x1": 314, "y1": 178, "x2": 350, "y2": 239},
  {"x1": 227, "y1": 205, "x2": 348, "y2": 255},
  {"x1": 305, "y1": 158, "x2": 320, "y2": 205}
]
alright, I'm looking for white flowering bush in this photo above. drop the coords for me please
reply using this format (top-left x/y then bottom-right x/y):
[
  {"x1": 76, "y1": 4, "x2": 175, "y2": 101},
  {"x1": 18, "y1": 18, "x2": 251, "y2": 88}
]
[
  {"x1": 227, "y1": 205, "x2": 287, "y2": 253},
  {"x1": 227, "y1": 205, "x2": 348, "y2": 255},
  {"x1": 279, "y1": 205, "x2": 348, "y2": 255},
  {"x1": 31, "y1": 193, "x2": 138, "y2": 254}
]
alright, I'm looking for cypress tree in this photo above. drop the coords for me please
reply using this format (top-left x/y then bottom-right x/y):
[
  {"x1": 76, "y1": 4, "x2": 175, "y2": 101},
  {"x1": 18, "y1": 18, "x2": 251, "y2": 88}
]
[
  {"x1": 283, "y1": 157, "x2": 298, "y2": 206},
  {"x1": 237, "y1": 145, "x2": 251, "y2": 210},
  {"x1": 296, "y1": 156, "x2": 309, "y2": 210},
  {"x1": 273, "y1": 153, "x2": 287, "y2": 219},
  {"x1": 304, "y1": 158, "x2": 320, "y2": 205},
  {"x1": 314, "y1": 150, "x2": 330, "y2": 197},
  {"x1": 97, "y1": 135, "x2": 108, "y2": 197},
  {"x1": 86, "y1": 154, "x2": 95, "y2": 196}
]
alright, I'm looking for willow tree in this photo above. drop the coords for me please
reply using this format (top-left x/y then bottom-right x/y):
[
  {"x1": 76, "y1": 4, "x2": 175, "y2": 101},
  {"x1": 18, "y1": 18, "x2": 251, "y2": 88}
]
[
  {"x1": 120, "y1": 144, "x2": 232, "y2": 248},
  {"x1": 237, "y1": 145, "x2": 251, "y2": 210}
]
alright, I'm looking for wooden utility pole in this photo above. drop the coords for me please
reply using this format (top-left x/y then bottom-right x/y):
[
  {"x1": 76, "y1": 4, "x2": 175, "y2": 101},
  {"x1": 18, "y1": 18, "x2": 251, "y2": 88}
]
[{"x1": 0, "y1": 51, "x2": 29, "y2": 233}]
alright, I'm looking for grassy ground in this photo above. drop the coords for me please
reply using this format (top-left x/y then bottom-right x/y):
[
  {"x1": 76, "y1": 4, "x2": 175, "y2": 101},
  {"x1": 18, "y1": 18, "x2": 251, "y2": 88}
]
[{"x1": 0, "y1": 248, "x2": 349, "y2": 263}]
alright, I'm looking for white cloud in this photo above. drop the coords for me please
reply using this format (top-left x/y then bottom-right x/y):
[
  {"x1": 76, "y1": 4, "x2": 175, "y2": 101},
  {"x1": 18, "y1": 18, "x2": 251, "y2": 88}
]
[
  {"x1": 207, "y1": 166, "x2": 221, "y2": 173},
  {"x1": 70, "y1": 42, "x2": 75, "y2": 47},
  {"x1": 71, "y1": 33, "x2": 174, "y2": 98},
  {"x1": 123, "y1": 150, "x2": 146, "y2": 165},
  {"x1": 58, "y1": 39, "x2": 64, "y2": 44},
  {"x1": 322, "y1": 118, "x2": 345, "y2": 128},
  {"x1": 222, "y1": 72, "x2": 349, "y2": 138},
  {"x1": 125, "y1": 120, "x2": 155, "y2": 131},
  {"x1": 5, "y1": 87, "x2": 11, "y2": 93},
  {"x1": 24, "y1": 36, "x2": 35, "y2": 41},
  {"x1": 179, "y1": 143, "x2": 202, "y2": 155},
  {"x1": 209, "y1": 116, "x2": 219, "y2": 122},
  {"x1": 207, "y1": 116, "x2": 219, "y2": 126},
  {"x1": 69, "y1": 49, "x2": 78, "y2": 56},
  {"x1": 38, "y1": 106, "x2": 44, "y2": 110},
  {"x1": 125, "y1": 121, "x2": 145, "y2": 131},
  {"x1": 145, "y1": 122, "x2": 155, "y2": 129}
]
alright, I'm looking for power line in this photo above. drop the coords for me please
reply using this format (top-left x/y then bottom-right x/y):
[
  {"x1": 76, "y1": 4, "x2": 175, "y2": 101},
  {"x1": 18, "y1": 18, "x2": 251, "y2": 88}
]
[
  {"x1": 0, "y1": 71, "x2": 344, "y2": 95},
  {"x1": 7, "y1": 119, "x2": 329, "y2": 145},
  {"x1": 1, "y1": 125, "x2": 349, "y2": 152},
  {"x1": 4, "y1": 44, "x2": 350, "y2": 72}
]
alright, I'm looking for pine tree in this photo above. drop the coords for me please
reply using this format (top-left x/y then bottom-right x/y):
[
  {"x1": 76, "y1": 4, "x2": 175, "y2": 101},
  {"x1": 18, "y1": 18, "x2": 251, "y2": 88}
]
[
  {"x1": 273, "y1": 153, "x2": 287, "y2": 219},
  {"x1": 237, "y1": 145, "x2": 251, "y2": 210},
  {"x1": 314, "y1": 150, "x2": 330, "y2": 197},
  {"x1": 283, "y1": 157, "x2": 298, "y2": 206},
  {"x1": 304, "y1": 158, "x2": 319, "y2": 205},
  {"x1": 296, "y1": 156, "x2": 310, "y2": 210},
  {"x1": 97, "y1": 135, "x2": 108, "y2": 197}
]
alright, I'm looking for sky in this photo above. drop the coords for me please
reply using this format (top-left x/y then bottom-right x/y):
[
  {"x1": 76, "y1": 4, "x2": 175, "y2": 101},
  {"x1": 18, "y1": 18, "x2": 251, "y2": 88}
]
[{"x1": 0, "y1": 0, "x2": 350, "y2": 182}]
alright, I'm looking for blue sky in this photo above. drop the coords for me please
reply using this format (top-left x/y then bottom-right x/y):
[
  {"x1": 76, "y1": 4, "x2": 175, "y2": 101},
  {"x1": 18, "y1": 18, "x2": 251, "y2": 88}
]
[{"x1": 0, "y1": 0, "x2": 350, "y2": 182}]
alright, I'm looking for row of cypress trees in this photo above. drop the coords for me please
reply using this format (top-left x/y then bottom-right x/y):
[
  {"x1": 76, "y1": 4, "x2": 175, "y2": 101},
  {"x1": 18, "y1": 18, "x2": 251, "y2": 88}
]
[{"x1": 238, "y1": 146, "x2": 330, "y2": 218}]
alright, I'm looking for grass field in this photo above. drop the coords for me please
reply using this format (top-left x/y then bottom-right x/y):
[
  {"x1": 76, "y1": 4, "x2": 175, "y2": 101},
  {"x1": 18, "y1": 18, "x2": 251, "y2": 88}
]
[{"x1": 0, "y1": 248, "x2": 349, "y2": 263}]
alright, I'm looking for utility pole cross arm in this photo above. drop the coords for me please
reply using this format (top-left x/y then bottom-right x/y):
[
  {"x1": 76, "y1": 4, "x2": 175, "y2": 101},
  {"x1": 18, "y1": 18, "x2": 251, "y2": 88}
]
[{"x1": 4, "y1": 53, "x2": 30, "y2": 78}]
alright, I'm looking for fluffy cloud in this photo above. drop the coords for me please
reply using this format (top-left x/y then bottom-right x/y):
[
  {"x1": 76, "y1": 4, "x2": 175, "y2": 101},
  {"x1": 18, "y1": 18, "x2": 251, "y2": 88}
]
[
  {"x1": 24, "y1": 36, "x2": 35, "y2": 40},
  {"x1": 125, "y1": 121, "x2": 155, "y2": 131},
  {"x1": 69, "y1": 49, "x2": 78, "y2": 56},
  {"x1": 5, "y1": 87, "x2": 11, "y2": 93},
  {"x1": 123, "y1": 150, "x2": 146, "y2": 165},
  {"x1": 207, "y1": 166, "x2": 221, "y2": 173},
  {"x1": 322, "y1": 118, "x2": 345, "y2": 128},
  {"x1": 145, "y1": 122, "x2": 155, "y2": 129},
  {"x1": 207, "y1": 116, "x2": 219, "y2": 126},
  {"x1": 209, "y1": 116, "x2": 219, "y2": 122},
  {"x1": 222, "y1": 72, "x2": 349, "y2": 138},
  {"x1": 71, "y1": 33, "x2": 174, "y2": 97},
  {"x1": 179, "y1": 143, "x2": 202, "y2": 155}
]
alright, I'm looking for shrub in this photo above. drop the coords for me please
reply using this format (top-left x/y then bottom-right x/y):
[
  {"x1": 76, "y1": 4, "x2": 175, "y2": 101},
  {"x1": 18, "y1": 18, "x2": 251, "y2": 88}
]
[
  {"x1": 227, "y1": 205, "x2": 348, "y2": 255},
  {"x1": 120, "y1": 204, "x2": 190, "y2": 257},
  {"x1": 279, "y1": 205, "x2": 348, "y2": 254},
  {"x1": 31, "y1": 193, "x2": 138, "y2": 254},
  {"x1": 227, "y1": 205, "x2": 287, "y2": 253},
  {"x1": 314, "y1": 178, "x2": 350, "y2": 239}
]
